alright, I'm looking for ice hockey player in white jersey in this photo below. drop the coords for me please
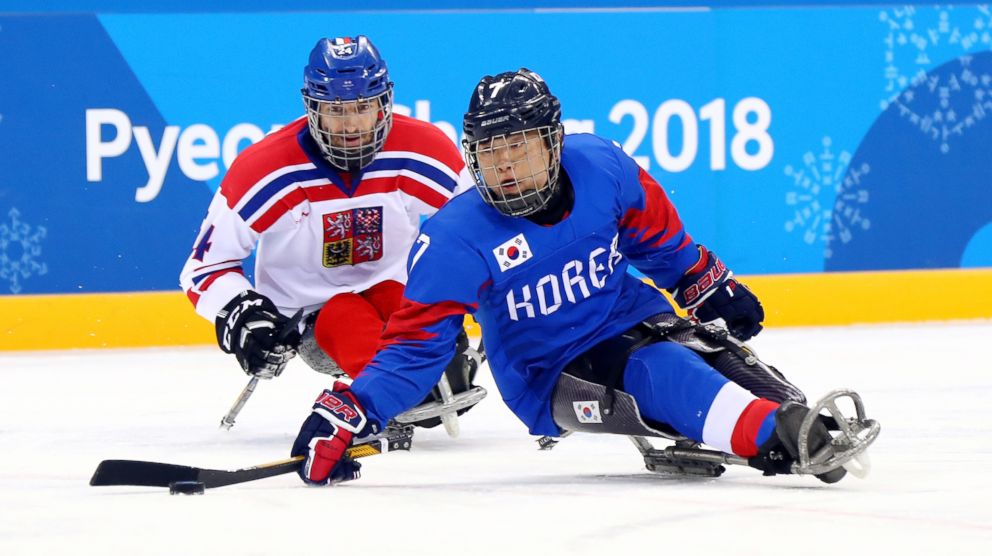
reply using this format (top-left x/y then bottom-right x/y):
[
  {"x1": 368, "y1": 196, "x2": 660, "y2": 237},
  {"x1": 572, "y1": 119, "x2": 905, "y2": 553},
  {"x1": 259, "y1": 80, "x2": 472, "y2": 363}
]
[
  {"x1": 179, "y1": 36, "x2": 480, "y2": 425},
  {"x1": 290, "y1": 69, "x2": 878, "y2": 485}
]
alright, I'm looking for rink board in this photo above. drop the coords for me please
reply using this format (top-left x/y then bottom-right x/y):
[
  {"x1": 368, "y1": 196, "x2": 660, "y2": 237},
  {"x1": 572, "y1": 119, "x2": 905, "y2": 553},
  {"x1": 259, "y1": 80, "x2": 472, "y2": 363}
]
[
  {"x1": 2, "y1": 267, "x2": 989, "y2": 350},
  {"x1": 1, "y1": 5, "x2": 991, "y2": 350}
]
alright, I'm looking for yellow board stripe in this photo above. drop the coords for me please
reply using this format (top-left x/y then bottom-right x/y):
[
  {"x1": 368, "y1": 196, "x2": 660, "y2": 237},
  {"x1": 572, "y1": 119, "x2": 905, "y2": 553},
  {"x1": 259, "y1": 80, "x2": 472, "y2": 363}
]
[
  {"x1": 737, "y1": 267, "x2": 992, "y2": 326},
  {"x1": 0, "y1": 291, "x2": 214, "y2": 351},
  {"x1": 1, "y1": 268, "x2": 990, "y2": 351}
]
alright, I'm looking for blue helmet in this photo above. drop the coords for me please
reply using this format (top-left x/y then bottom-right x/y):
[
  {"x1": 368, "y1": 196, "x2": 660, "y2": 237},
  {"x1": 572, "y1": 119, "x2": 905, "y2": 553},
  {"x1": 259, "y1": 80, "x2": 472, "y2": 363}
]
[{"x1": 302, "y1": 36, "x2": 394, "y2": 172}]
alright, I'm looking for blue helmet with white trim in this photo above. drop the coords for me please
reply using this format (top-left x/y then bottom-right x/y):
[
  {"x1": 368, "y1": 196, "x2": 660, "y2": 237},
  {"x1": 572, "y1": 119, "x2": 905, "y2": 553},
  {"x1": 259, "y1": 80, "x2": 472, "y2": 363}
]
[{"x1": 302, "y1": 36, "x2": 394, "y2": 172}]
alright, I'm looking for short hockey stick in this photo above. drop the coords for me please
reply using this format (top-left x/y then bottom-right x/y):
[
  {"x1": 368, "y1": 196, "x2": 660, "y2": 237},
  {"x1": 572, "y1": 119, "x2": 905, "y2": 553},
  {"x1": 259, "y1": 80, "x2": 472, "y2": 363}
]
[
  {"x1": 219, "y1": 376, "x2": 259, "y2": 430},
  {"x1": 219, "y1": 309, "x2": 305, "y2": 430},
  {"x1": 90, "y1": 426, "x2": 413, "y2": 489}
]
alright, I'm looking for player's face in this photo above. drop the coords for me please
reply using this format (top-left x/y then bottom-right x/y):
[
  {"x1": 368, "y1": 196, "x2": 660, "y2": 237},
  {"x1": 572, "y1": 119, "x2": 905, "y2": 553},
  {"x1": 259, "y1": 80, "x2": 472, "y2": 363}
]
[
  {"x1": 318, "y1": 99, "x2": 381, "y2": 149},
  {"x1": 474, "y1": 129, "x2": 551, "y2": 195}
]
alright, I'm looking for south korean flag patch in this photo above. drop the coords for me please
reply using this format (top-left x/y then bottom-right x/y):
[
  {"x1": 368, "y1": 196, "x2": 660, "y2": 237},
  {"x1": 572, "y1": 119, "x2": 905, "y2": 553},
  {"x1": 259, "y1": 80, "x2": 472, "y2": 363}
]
[
  {"x1": 493, "y1": 233, "x2": 532, "y2": 272},
  {"x1": 573, "y1": 401, "x2": 603, "y2": 424}
]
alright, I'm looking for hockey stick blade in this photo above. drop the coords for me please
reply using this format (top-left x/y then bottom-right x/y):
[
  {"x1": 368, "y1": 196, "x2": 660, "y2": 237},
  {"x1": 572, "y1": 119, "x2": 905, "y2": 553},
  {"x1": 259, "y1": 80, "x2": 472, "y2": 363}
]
[
  {"x1": 89, "y1": 456, "x2": 303, "y2": 488},
  {"x1": 90, "y1": 428, "x2": 413, "y2": 489}
]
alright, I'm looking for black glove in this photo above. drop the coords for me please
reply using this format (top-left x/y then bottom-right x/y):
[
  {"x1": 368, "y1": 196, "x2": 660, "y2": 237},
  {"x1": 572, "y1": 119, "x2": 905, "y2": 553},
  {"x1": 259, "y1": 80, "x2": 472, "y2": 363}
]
[
  {"x1": 215, "y1": 291, "x2": 302, "y2": 378},
  {"x1": 669, "y1": 246, "x2": 764, "y2": 341}
]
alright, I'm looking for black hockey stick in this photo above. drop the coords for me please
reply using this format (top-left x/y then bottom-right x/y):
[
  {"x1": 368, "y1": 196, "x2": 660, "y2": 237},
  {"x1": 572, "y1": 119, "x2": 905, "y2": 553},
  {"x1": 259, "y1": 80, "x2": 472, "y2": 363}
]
[{"x1": 90, "y1": 427, "x2": 413, "y2": 489}]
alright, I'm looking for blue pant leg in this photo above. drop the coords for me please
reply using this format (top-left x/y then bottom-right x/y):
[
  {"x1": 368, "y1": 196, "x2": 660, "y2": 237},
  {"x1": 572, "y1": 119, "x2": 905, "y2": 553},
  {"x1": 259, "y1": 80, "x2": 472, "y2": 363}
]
[{"x1": 623, "y1": 341, "x2": 731, "y2": 443}]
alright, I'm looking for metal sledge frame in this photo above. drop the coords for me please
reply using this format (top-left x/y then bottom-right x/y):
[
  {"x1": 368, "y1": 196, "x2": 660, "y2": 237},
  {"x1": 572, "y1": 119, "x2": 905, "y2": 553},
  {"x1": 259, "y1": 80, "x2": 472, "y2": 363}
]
[
  {"x1": 629, "y1": 389, "x2": 880, "y2": 479},
  {"x1": 393, "y1": 342, "x2": 488, "y2": 437},
  {"x1": 548, "y1": 373, "x2": 879, "y2": 480},
  {"x1": 224, "y1": 332, "x2": 487, "y2": 438},
  {"x1": 795, "y1": 389, "x2": 879, "y2": 478},
  {"x1": 628, "y1": 436, "x2": 748, "y2": 478}
]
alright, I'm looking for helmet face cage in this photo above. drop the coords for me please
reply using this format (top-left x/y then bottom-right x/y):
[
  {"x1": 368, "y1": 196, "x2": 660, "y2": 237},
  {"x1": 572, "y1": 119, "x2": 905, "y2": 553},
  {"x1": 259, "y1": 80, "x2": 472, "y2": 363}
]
[
  {"x1": 303, "y1": 88, "x2": 393, "y2": 173},
  {"x1": 464, "y1": 124, "x2": 563, "y2": 217}
]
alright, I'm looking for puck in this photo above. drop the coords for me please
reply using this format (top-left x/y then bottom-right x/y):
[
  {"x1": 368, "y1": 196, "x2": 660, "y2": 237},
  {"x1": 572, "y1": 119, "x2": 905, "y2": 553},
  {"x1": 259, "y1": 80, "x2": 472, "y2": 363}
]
[{"x1": 168, "y1": 481, "x2": 206, "y2": 495}]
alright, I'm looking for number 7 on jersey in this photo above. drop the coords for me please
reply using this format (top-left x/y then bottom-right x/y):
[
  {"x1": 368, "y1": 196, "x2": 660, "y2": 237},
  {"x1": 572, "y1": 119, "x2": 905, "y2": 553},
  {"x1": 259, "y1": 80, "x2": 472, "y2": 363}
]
[{"x1": 410, "y1": 233, "x2": 431, "y2": 271}]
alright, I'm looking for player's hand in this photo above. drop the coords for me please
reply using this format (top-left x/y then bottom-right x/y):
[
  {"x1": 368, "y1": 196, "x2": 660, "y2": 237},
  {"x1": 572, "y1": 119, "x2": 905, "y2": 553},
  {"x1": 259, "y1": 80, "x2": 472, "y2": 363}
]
[
  {"x1": 215, "y1": 290, "x2": 302, "y2": 379},
  {"x1": 670, "y1": 246, "x2": 764, "y2": 341},
  {"x1": 291, "y1": 383, "x2": 371, "y2": 486}
]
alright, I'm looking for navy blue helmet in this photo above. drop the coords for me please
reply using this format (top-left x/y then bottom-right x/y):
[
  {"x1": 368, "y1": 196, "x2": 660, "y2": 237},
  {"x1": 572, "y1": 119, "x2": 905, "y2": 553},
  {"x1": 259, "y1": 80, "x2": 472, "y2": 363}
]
[
  {"x1": 302, "y1": 36, "x2": 394, "y2": 172},
  {"x1": 462, "y1": 69, "x2": 563, "y2": 217}
]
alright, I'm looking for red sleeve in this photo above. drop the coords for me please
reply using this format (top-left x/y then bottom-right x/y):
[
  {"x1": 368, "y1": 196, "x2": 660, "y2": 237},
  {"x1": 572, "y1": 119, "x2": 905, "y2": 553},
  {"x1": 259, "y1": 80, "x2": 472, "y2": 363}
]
[{"x1": 620, "y1": 167, "x2": 693, "y2": 250}]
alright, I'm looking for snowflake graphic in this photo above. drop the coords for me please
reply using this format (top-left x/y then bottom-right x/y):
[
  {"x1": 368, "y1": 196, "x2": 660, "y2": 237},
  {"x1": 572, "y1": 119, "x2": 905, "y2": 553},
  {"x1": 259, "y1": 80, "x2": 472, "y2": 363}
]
[
  {"x1": 880, "y1": 5, "x2": 992, "y2": 152},
  {"x1": 889, "y1": 55, "x2": 992, "y2": 153},
  {"x1": 784, "y1": 137, "x2": 871, "y2": 259},
  {"x1": 831, "y1": 162, "x2": 872, "y2": 251},
  {"x1": 0, "y1": 208, "x2": 48, "y2": 293}
]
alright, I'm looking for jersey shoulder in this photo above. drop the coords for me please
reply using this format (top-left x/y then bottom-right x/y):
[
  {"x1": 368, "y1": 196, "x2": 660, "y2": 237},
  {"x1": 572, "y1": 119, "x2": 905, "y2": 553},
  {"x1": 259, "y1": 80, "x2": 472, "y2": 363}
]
[
  {"x1": 561, "y1": 133, "x2": 627, "y2": 175},
  {"x1": 410, "y1": 191, "x2": 498, "y2": 301},
  {"x1": 422, "y1": 190, "x2": 506, "y2": 250},
  {"x1": 221, "y1": 118, "x2": 312, "y2": 204},
  {"x1": 385, "y1": 114, "x2": 464, "y2": 171},
  {"x1": 562, "y1": 133, "x2": 631, "y2": 199},
  {"x1": 421, "y1": 189, "x2": 486, "y2": 239}
]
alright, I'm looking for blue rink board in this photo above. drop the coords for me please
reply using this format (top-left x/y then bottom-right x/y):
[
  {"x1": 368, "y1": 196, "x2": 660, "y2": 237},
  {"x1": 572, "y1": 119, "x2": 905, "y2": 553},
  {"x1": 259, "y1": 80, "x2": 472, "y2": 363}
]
[{"x1": 0, "y1": 5, "x2": 989, "y2": 295}]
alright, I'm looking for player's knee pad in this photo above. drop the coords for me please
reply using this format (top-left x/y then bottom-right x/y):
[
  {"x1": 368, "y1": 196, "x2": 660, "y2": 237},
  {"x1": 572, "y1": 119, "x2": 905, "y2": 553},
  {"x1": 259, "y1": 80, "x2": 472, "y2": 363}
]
[
  {"x1": 645, "y1": 313, "x2": 806, "y2": 404},
  {"x1": 550, "y1": 372, "x2": 683, "y2": 439}
]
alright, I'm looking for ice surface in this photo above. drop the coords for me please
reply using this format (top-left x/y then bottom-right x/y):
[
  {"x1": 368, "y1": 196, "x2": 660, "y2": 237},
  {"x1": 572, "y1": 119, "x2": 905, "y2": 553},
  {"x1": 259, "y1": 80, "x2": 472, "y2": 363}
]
[{"x1": 1, "y1": 321, "x2": 991, "y2": 555}]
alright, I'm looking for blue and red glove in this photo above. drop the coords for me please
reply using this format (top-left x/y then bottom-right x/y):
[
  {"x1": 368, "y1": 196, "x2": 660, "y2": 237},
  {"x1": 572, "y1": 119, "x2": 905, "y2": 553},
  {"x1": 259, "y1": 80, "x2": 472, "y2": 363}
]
[
  {"x1": 291, "y1": 382, "x2": 374, "y2": 486},
  {"x1": 669, "y1": 246, "x2": 765, "y2": 341}
]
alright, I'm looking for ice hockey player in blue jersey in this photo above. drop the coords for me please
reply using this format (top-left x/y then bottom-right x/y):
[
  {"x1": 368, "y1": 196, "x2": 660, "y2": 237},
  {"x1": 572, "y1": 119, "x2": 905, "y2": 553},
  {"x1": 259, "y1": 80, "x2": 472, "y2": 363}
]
[{"x1": 291, "y1": 68, "x2": 878, "y2": 486}]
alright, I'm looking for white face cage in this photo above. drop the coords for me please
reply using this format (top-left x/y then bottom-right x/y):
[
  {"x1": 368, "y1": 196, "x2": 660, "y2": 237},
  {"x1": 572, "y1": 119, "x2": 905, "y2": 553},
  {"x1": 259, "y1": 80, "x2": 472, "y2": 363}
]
[
  {"x1": 303, "y1": 89, "x2": 393, "y2": 172},
  {"x1": 463, "y1": 125, "x2": 563, "y2": 217}
]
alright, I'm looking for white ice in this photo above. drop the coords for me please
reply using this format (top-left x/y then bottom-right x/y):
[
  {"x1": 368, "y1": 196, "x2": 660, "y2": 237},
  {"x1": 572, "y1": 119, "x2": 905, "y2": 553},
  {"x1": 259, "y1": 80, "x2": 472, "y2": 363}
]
[{"x1": 2, "y1": 321, "x2": 991, "y2": 555}]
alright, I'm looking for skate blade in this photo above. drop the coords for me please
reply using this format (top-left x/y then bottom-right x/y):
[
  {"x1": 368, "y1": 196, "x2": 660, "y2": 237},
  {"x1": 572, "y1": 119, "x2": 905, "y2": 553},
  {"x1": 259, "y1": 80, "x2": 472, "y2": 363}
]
[
  {"x1": 393, "y1": 387, "x2": 488, "y2": 424},
  {"x1": 794, "y1": 389, "x2": 881, "y2": 478}
]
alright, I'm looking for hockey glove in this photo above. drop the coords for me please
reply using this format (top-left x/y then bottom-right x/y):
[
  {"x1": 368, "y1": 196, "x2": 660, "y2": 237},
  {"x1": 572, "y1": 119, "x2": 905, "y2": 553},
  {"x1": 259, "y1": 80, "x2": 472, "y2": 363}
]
[
  {"x1": 669, "y1": 246, "x2": 764, "y2": 341},
  {"x1": 215, "y1": 290, "x2": 302, "y2": 379},
  {"x1": 291, "y1": 383, "x2": 372, "y2": 486}
]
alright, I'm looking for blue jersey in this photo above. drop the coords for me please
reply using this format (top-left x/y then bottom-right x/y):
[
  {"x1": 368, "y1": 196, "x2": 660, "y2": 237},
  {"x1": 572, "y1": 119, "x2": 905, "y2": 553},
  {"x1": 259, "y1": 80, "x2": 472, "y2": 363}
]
[{"x1": 351, "y1": 134, "x2": 700, "y2": 436}]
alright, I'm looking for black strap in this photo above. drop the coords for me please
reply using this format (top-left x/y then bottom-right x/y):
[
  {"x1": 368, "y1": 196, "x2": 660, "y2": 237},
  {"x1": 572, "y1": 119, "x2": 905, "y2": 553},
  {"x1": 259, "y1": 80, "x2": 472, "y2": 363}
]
[
  {"x1": 602, "y1": 334, "x2": 656, "y2": 416},
  {"x1": 693, "y1": 323, "x2": 758, "y2": 366}
]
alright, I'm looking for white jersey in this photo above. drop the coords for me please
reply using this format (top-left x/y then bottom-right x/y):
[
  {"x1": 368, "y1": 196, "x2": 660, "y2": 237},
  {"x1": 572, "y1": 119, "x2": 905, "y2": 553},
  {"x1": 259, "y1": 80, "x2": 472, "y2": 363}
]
[{"x1": 180, "y1": 114, "x2": 472, "y2": 321}]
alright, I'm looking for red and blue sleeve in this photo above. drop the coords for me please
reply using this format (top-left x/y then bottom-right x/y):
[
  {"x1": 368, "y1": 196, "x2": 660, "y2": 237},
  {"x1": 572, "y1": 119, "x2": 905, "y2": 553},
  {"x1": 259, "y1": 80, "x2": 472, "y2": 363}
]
[
  {"x1": 350, "y1": 228, "x2": 488, "y2": 426},
  {"x1": 614, "y1": 149, "x2": 700, "y2": 290}
]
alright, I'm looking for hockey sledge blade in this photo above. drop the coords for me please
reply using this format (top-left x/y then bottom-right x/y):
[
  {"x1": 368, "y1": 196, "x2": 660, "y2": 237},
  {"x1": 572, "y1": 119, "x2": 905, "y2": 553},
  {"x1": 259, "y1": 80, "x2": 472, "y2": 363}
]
[
  {"x1": 393, "y1": 386, "x2": 487, "y2": 424},
  {"x1": 793, "y1": 389, "x2": 880, "y2": 478},
  {"x1": 91, "y1": 428, "x2": 413, "y2": 489},
  {"x1": 630, "y1": 436, "x2": 749, "y2": 478}
]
